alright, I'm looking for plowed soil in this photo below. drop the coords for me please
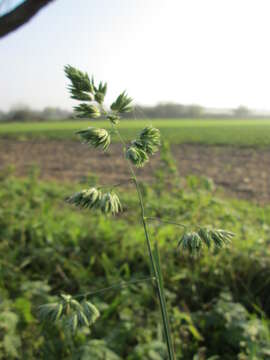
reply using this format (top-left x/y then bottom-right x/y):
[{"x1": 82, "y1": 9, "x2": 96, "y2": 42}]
[{"x1": 1, "y1": 139, "x2": 269, "y2": 204}]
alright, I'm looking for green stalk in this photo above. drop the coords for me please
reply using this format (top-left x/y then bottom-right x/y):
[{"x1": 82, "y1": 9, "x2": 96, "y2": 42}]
[
  {"x1": 114, "y1": 126, "x2": 176, "y2": 360},
  {"x1": 153, "y1": 242, "x2": 175, "y2": 359},
  {"x1": 147, "y1": 217, "x2": 187, "y2": 228},
  {"x1": 73, "y1": 277, "x2": 154, "y2": 299}
]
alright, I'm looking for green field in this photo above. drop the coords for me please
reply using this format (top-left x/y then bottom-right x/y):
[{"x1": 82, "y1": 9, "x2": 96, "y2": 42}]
[{"x1": 2, "y1": 118, "x2": 270, "y2": 146}]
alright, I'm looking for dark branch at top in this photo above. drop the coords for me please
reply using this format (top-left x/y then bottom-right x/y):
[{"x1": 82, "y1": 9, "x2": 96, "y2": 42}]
[{"x1": 0, "y1": 0, "x2": 55, "y2": 39}]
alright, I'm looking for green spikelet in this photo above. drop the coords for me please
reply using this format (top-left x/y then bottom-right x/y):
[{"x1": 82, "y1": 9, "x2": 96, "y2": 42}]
[
  {"x1": 178, "y1": 227, "x2": 234, "y2": 255},
  {"x1": 39, "y1": 294, "x2": 100, "y2": 332},
  {"x1": 111, "y1": 91, "x2": 133, "y2": 113},
  {"x1": 126, "y1": 146, "x2": 149, "y2": 167},
  {"x1": 76, "y1": 128, "x2": 111, "y2": 150},
  {"x1": 74, "y1": 104, "x2": 100, "y2": 119},
  {"x1": 66, "y1": 188, "x2": 122, "y2": 215},
  {"x1": 126, "y1": 126, "x2": 161, "y2": 167}
]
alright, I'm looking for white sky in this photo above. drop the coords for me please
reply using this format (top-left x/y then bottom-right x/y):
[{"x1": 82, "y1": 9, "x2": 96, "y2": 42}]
[{"x1": 1, "y1": 0, "x2": 270, "y2": 111}]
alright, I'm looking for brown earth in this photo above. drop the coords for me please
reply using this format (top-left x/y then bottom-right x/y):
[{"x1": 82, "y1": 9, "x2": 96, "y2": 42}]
[{"x1": 0, "y1": 139, "x2": 270, "y2": 204}]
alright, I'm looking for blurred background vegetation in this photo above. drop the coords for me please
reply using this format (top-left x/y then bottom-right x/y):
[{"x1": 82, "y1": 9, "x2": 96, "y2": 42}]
[{"x1": 1, "y1": 143, "x2": 270, "y2": 359}]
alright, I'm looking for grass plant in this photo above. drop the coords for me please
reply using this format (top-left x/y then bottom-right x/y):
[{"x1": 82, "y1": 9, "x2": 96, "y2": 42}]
[{"x1": 39, "y1": 66, "x2": 234, "y2": 358}]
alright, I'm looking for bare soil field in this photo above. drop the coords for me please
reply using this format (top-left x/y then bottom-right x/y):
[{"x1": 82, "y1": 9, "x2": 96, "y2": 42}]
[{"x1": 1, "y1": 139, "x2": 269, "y2": 204}]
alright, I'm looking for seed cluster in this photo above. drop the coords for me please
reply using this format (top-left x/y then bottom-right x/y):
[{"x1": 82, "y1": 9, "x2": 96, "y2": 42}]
[
  {"x1": 64, "y1": 65, "x2": 132, "y2": 123},
  {"x1": 74, "y1": 104, "x2": 100, "y2": 118},
  {"x1": 111, "y1": 91, "x2": 133, "y2": 113},
  {"x1": 66, "y1": 188, "x2": 122, "y2": 215},
  {"x1": 76, "y1": 127, "x2": 111, "y2": 150},
  {"x1": 39, "y1": 294, "x2": 100, "y2": 332},
  {"x1": 126, "y1": 126, "x2": 161, "y2": 167},
  {"x1": 65, "y1": 65, "x2": 107, "y2": 107},
  {"x1": 178, "y1": 227, "x2": 234, "y2": 255}
]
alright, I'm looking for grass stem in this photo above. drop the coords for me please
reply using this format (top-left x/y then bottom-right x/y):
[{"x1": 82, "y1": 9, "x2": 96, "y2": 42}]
[
  {"x1": 113, "y1": 125, "x2": 176, "y2": 360},
  {"x1": 73, "y1": 277, "x2": 155, "y2": 299},
  {"x1": 147, "y1": 217, "x2": 187, "y2": 228}
]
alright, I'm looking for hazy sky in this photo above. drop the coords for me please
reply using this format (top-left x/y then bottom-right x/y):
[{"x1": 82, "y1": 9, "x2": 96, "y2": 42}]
[{"x1": 1, "y1": 0, "x2": 270, "y2": 111}]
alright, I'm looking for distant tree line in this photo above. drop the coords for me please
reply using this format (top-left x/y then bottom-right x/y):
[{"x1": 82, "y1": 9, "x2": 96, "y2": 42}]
[
  {"x1": 0, "y1": 105, "x2": 72, "y2": 122},
  {"x1": 0, "y1": 103, "x2": 267, "y2": 122},
  {"x1": 128, "y1": 104, "x2": 261, "y2": 119},
  {"x1": 129, "y1": 103, "x2": 205, "y2": 119}
]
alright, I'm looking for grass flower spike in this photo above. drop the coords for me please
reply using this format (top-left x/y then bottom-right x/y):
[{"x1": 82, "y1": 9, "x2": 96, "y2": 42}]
[
  {"x1": 64, "y1": 65, "x2": 94, "y2": 100},
  {"x1": 178, "y1": 227, "x2": 234, "y2": 255},
  {"x1": 39, "y1": 294, "x2": 100, "y2": 332},
  {"x1": 66, "y1": 188, "x2": 102, "y2": 209},
  {"x1": 66, "y1": 188, "x2": 122, "y2": 215},
  {"x1": 94, "y1": 81, "x2": 107, "y2": 104},
  {"x1": 100, "y1": 192, "x2": 122, "y2": 214},
  {"x1": 126, "y1": 126, "x2": 161, "y2": 167},
  {"x1": 126, "y1": 145, "x2": 149, "y2": 167},
  {"x1": 178, "y1": 232, "x2": 203, "y2": 255},
  {"x1": 76, "y1": 127, "x2": 111, "y2": 150},
  {"x1": 139, "y1": 126, "x2": 161, "y2": 154},
  {"x1": 74, "y1": 104, "x2": 100, "y2": 118},
  {"x1": 111, "y1": 91, "x2": 133, "y2": 113}
]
